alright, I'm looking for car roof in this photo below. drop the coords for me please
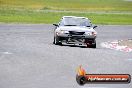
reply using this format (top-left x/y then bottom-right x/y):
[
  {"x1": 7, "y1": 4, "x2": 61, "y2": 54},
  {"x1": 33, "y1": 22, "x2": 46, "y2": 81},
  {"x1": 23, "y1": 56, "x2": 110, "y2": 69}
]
[{"x1": 62, "y1": 16, "x2": 88, "y2": 19}]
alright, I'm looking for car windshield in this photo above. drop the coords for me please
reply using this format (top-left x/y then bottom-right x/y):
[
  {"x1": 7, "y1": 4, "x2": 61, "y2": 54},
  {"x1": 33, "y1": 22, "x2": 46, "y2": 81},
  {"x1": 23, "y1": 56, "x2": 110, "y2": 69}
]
[{"x1": 60, "y1": 17, "x2": 92, "y2": 27}]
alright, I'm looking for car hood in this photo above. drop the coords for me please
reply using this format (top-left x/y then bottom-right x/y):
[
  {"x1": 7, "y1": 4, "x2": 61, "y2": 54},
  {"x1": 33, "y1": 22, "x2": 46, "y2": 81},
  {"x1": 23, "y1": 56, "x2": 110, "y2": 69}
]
[{"x1": 58, "y1": 26, "x2": 96, "y2": 32}]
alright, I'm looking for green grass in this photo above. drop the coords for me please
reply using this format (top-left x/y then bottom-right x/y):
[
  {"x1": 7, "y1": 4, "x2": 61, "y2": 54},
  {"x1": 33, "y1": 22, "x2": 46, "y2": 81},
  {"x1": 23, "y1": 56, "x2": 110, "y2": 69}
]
[
  {"x1": 1, "y1": 0, "x2": 132, "y2": 11},
  {"x1": 0, "y1": 0, "x2": 132, "y2": 24}
]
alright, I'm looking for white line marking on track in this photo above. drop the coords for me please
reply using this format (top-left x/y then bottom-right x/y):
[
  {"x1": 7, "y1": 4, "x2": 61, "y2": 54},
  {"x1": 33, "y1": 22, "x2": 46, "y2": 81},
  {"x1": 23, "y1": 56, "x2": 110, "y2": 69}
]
[
  {"x1": 0, "y1": 52, "x2": 13, "y2": 60},
  {"x1": 127, "y1": 59, "x2": 132, "y2": 61},
  {"x1": 3, "y1": 52, "x2": 12, "y2": 54}
]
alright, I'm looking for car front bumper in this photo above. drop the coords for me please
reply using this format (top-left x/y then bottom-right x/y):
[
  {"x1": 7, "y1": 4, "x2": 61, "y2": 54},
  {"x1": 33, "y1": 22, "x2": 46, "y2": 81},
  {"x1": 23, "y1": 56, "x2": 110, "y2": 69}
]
[
  {"x1": 58, "y1": 35, "x2": 96, "y2": 45},
  {"x1": 57, "y1": 33, "x2": 96, "y2": 39}
]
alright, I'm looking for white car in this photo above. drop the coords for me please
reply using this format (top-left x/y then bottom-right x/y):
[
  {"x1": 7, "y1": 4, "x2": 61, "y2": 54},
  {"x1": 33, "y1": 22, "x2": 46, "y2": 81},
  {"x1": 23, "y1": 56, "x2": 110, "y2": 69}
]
[{"x1": 53, "y1": 16, "x2": 97, "y2": 48}]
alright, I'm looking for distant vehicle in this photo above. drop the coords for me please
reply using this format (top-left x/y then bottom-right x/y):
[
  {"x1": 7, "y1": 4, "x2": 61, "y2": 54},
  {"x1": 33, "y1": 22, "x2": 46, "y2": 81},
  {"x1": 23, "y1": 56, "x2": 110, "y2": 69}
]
[{"x1": 53, "y1": 16, "x2": 97, "y2": 48}]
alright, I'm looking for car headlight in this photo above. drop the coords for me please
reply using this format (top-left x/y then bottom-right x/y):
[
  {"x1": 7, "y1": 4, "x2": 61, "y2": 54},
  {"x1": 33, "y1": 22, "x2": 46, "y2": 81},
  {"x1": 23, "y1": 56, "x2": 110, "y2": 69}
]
[
  {"x1": 85, "y1": 32, "x2": 91, "y2": 35},
  {"x1": 85, "y1": 32, "x2": 97, "y2": 36},
  {"x1": 56, "y1": 30, "x2": 69, "y2": 35},
  {"x1": 60, "y1": 30, "x2": 69, "y2": 34}
]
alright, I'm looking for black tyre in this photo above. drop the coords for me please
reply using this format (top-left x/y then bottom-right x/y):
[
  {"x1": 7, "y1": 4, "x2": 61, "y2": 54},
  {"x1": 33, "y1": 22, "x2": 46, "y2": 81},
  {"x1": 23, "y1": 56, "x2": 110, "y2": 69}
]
[
  {"x1": 76, "y1": 75, "x2": 87, "y2": 85},
  {"x1": 91, "y1": 43, "x2": 96, "y2": 48},
  {"x1": 54, "y1": 36, "x2": 62, "y2": 45},
  {"x1": 92, "y1": 40, "x2": 96, "y2": 48},
  {"x1": 53, "y1": 37, "x2": 55, "y2": 44},
  {"x1": 86, "y1": 40, "x2": 96, "y2": 48}
]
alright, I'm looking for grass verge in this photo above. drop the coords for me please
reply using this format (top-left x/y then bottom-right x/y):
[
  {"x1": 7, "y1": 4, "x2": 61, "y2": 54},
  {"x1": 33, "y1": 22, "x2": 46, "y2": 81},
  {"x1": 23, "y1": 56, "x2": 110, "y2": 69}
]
[
  {"x1": 0, "y1": 9, "x2": 132, "y2": 24},
  {"x1": 0, "y1": 0, "x2": 132, "y2": 24}
]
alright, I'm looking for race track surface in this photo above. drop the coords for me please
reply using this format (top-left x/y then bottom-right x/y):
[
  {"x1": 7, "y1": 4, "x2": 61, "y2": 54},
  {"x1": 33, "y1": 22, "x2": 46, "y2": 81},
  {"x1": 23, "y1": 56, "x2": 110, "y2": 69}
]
[{"x1": 0, "y1": 24, "x2": 132, "y2": 88}]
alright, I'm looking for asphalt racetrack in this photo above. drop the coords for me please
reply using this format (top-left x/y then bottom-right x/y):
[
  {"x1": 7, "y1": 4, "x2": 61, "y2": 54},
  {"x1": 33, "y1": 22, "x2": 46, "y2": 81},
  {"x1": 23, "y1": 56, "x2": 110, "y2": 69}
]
[{"x1": 0, "y1": 24, "x2": 132, "y2": 88}]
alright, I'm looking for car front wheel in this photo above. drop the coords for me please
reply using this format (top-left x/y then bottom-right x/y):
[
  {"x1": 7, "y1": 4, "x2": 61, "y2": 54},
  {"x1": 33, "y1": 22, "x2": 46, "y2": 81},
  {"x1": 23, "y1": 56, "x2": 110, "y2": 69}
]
[
  {"x1": 91, "y1": 43, "x2": 96, "y2": 48},
  {"x1": 53, "y1": 36, "x2": 62, "y2": 45},
  {"x1": 86, "y1": 39, "x2": 96, "y2": 48}
]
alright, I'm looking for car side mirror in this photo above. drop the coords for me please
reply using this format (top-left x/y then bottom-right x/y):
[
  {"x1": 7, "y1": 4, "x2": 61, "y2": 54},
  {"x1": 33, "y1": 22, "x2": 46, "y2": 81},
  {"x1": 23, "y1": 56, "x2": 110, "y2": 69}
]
[
  {"x1": 93, "y1": 25, "x2": 97, "y2": 29},
  {"x1": 53, "y1": 23, "x2": 58, "y2": 26}
]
